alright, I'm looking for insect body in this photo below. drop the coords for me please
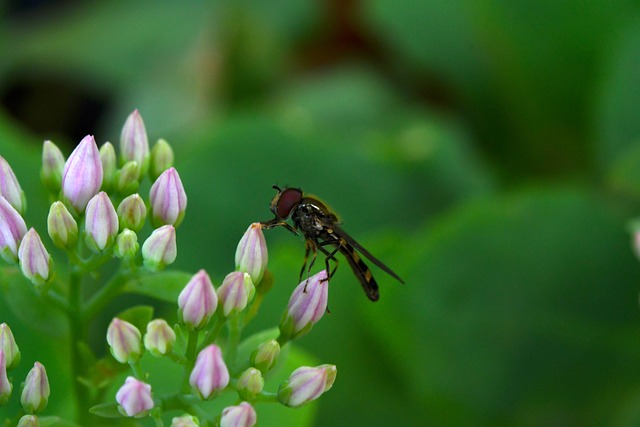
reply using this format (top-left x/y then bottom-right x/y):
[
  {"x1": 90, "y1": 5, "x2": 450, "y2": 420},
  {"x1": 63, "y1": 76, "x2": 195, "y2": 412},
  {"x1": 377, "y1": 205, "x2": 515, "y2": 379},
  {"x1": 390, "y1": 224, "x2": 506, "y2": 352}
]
[{"x1": 261, "y1": 186, "x2": 404, "y2": 301}]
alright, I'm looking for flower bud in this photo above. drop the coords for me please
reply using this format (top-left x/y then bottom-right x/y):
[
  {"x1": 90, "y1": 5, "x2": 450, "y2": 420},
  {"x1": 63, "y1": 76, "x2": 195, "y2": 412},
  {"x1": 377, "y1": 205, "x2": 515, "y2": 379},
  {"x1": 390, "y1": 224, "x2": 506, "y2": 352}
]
[
  {"x1": 18, "y1": 229, "x2": 52, "y2": 288},
  {"x1": 47, "y1": 201, "x2": 78, "y2": 250},
  {"x1": 144, "y1": 319, "x2": 176, "y2": 356},
  {"x1": 0, "y1": 195, "x2": 27, "y2": 264},
  {"x1": 235, "y1": 223, "x2": 268, "y2": 285},
  {"x1": 114, "y1": 229, "x2": 138, "y2": 260},
  {"x1": 117, "y1": 194, "x2": 146, "y2": 232},
  {"x1": 250, "y1": 339, "x2": 279, "y2": 374},
  {"x1": 61, "y1": 135, "x2": 103, "y2": 213},
  {"x1": 236, "y1": 368, "x2": 264, "y2": 401},
  {"x1": 141, "y1": 225, "x2": 177, "y2": 271},
  {"x1": 17, "y1": 415, "x2": 39, "y2": 427},
  {"x1": 171, "y1": 414, "x2": 200, "y2": 427},
  {"x1": 0, "y1": 350, "x2": 12, "y2": 405},
  {"x1": 115, "y1": 160, "x2": 141, "y2": 195},
  {"x1": 41, "y1": 140, "x2": 65, "y2": 193},
  {"x1": 84, "y1": 192, "x2": 119, "y2": 253},
  {"x1": 178, "y1": 270, "x2": 218, "y2": 330},
  {"x1": 99, "y1": 142, "x2": 117, "y2": 192},
  {"x1": 279, "y1": 270, "x2": 329, "y2": 341},
  {"x1": 116, "y1": 376, "x2": 153, "y2": 417},
  {"x1": 149, "y1": 167, "x2": 187, "y2": 227},
  {"x1": 0, "y1": 155, "x2": 26, "y2": 215},
  {"x1": 220, "y1": 402, "x2": 257, "y2": 427},
  {"x1": 277, "y1": 364, "x2": 336, "y2": 408},
  {"x1": 120, "y1": 110, "x2": 150, "y2": 176},
  {"x1": 217, "y1": 272, "x2": 254, "y2": 318},
  {"x1": 0, "y1": 323, "x2": 20, "y2": 370},
  {"x1": 189, "y1": 344, "x2": 229, "y2": 399},
  {"x1": 21, "y1": 362, "x2": 49, "y2": 414},
  {"x1": 106, "y1": 318, "x2": 142, "y2": 364},
  {"x1": 149, "y1": 138, "x2": 174, "y2": 181}
]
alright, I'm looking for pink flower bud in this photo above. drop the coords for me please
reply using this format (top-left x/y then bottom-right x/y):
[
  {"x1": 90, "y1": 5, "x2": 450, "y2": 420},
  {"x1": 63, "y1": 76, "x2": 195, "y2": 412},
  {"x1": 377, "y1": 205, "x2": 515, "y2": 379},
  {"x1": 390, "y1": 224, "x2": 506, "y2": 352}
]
[
  {"x1": 171, "y1": 414, "x2": 199, "y2": 427},
  {"x1": 116, "y1": 376, "x2": 153, "y2": 417},
  {"x1": 117, "y1": 194, "x2": 146, "y2": 232},
  {"x1": 250, "y1": 339, "x2": 279, "y2": 374},
  {"x1": 279, "y1": 270, "x2": 329, "y2": 341},
  {"x1": 0, "y1": 350, "x2": 12, "y2": 405},
  {"x1": 41, "y1": 140, "x2": 65, "y2": 193},
  {"x1": 277, "y1": 364, "x2": 337, "y2": 408},
  {"x1": 18, "y1": 229, "x2": 52, "y2": 287},
  {"x1": 21, "y1": 362, "x2": 50, "y2": 414},
  {"x1": 0, "y1": 323, "x2": 20, "y2": 370},
  {"x1": 144, "y1": 319, "x2": 176, "y2": 356},
  {"x1": 106, "y1": 318, "x2": 142, "y2": 364},
  {"x1": 120, "y1": 110, "x2": 150, "y2": 175},
  {"x1": 235, "y1": 223, "x2": 268, "y2": 284},
  {"x1": 84, "y1": 192, "x2": 119, "y2": 253},
  {"x1": 189, "y1": 344, "x2": 229, "y2": 399},
  {"x1": 178, "y1": 270, "x2": 218, "y2": 330},
  {"x1": 0, "y1": 155, "x2": 26, "y2": 215},
  {"x1": 0, "y1": 195, "x2": 27, "y2": 264},
  {"x1": 149, "y1": 167, "x2": 187, "y2": 227},
  {"x1": 47, "y1": 201, "x2": 78, "y2": 249},
  {"x1": 217, "y1": 272, "x2": 254, "y2": 318},
  {"x1": 61, "y1": 135, "x2": 103, "y2": 213},
  {"x1": 149, "y1": 138, "x2": 174, "y2": 181},
  {"x1": 220, "y1": 402, "x2": 257, "y2": 427},
  {"x1": 141, "y1": 225, "x2": 177, "y2": 271}
]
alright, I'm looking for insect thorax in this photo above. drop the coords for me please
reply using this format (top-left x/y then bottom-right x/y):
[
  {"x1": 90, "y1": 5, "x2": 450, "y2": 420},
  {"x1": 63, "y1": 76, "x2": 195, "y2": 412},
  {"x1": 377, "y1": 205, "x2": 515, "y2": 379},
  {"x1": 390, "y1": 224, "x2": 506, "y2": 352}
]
[{"x1": 292, "y1": 202, "x2": 334, "y2": 238}]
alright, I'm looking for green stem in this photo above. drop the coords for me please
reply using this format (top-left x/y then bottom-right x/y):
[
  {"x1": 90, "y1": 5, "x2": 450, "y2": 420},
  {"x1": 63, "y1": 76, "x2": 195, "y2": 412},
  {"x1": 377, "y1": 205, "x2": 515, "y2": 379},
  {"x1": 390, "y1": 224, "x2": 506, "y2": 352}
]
[
  {"x1": 199, "y1": 316, "x2": 226, "y2": 351},
  {"x1": 243, "y1": 292, "x2": 264, "y2": 325},
  {"x1": 254, "y1": 390, "x2": 279, "y2": 403},
  {"x1": 226, "y1": 315, "x2": 241, "y2": 371},
  {"x1": 82, "y1": 271, "x2": 130, "y2": 322},
  {"x1": 39, "y1": 288, "x2": 70, "y2": 314},
  {"x1": 129, "y1": 360, "x2": 144, "y2": 379},
  {"x1": 68, "y1": 270, "x2": 90, "y2": 425},
  {"x1": 181, "y1": 330, "x2": 199, "y2": 393}
]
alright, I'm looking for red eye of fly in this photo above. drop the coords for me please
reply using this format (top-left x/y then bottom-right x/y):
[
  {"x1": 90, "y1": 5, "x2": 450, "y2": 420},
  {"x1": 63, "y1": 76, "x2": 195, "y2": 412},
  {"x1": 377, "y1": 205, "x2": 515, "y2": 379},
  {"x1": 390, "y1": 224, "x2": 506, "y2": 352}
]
[{"x1": 274, "y1": 188, "x2": 303, "y2": 219}]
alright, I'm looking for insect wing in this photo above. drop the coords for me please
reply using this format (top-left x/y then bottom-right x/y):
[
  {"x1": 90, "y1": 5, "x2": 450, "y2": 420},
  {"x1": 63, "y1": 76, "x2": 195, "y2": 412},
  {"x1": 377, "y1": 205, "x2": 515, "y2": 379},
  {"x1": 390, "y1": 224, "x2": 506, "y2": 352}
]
[{"x1": 331, "y1": 224, "x2": 405, "y2": 284}]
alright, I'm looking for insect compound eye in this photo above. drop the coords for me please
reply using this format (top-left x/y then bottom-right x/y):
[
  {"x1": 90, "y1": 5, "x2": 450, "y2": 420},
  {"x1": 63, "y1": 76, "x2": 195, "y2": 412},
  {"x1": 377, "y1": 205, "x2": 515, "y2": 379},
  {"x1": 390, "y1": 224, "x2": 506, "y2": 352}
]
[{"x1": 274, "y1": 188, "x2": 303, "y2": 219}]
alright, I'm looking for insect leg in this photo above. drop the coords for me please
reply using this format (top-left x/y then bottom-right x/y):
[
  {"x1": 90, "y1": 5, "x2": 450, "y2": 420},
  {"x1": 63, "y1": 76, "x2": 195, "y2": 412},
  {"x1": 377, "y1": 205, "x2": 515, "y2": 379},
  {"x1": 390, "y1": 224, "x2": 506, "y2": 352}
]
[
  {"x1": 317, "y1": 242, "x2": 340, "y2": 282},
  {"x1": 302, "y1": 240, "x2": 318, "y2": 292},
  {"x1": 299, "y1": 240, "x2": 312, "y2": 283}
]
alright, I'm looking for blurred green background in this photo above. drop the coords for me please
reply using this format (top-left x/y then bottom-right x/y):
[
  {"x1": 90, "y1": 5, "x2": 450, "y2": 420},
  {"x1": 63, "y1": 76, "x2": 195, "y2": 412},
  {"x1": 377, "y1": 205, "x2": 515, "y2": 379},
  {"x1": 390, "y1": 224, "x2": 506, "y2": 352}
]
[{"x1": 2, "y1": 0, "x2": 640, "y2": 425}]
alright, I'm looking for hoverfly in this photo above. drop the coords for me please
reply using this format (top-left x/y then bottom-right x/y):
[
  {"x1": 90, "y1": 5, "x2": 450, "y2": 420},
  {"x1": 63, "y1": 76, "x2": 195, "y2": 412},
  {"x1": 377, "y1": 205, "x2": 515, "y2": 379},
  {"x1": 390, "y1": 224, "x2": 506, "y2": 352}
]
[{"x1": 260, "y1": 186, "x2": 404, "y2": 301}]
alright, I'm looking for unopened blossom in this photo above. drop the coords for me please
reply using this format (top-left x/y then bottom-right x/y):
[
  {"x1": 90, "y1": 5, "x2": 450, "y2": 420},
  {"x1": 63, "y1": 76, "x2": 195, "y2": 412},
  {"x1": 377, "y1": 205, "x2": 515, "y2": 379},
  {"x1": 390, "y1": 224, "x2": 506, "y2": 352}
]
[
  {"x1": 120, "y1": 110, "x2": 150, "y2": 175},
  {"x1": 150, "y1": 138, "x2": 174, "y2": 180},
  {"x1": 0, "y1": 323, "x2": 20, "y2": 370},
  {"x1": 99, "y1": 142, "x2": 117, "y2": 191},
  {"x1": 235, "y1": 223, "x2": 268, "y2": 284},
  {"x1": 250, "y1": 339, "x2": 280, "y2": 374},
  {"x1": 217, "y1": 272, "x2": 254, "y2": 318},
  {"x1": 115, "y1": 160, "x2": 141, "y2": 194},
  {"x1": 279, "y1": 270, "x2": 329, "y2": 341},
  {"x1": 0, "y1": 350, "x2": 12, "y2": 405},
  {"x1": 149, "y1": 167, "x2": 187, "y2": 227},
  {"x1": 16, "y1": 415, "x2": 39, "y2": 427},
  {"x1": 178, "y1": 270, "x2": 217, "y2": 330},
  {"x1": 117, "y1": 194, "x2": 146, "y2": 232},
  {"x1": 236, "y1": 368, "x2": 264, "y2": 400},
  {"x1": 47, "y1": 201, "x2": 78, "y2": 250},
  {"x1": 61, "y1": 135, "x2": 103, "y2": 212},
  {"x1": 18, "y1": 229, "x2": 52, "y2": 287},
  {"x1": 189, "y1": 344, "x2": 229, "y2": 399},
  {"x1": 84, "y1": 192, "x2": 119, "y2": 253},
  {"x1": 0, "y1": 155, "x2": 26, "y2": 215},
  {"x1": 41, "y1": 140, "x2": 65, "y2": 193},
  {"x1": 141, "y1": 225, "x2": 176, "y2": 271},
  {"x1": 0, "y1": 195, "x2": 27, "y2": 264},
  {"x1": 114, "y1": 229, "x2": 138, "y2": 260},
  {"x1": 220, "y1": 402, "x2": 257, "y2": 427},
  {"x1": 277, "y1": 364, "x2": 337, "y2": 408},
  {"x1": 171, "y1": 414, "x2": 200, "y2": 427},
  {"x1": 21, "y1": 362, "x2": 49, "y2": 414},
  {"x1": 144, "y1": 319, "x2": 176, "y2": 356},
  {"x1": 106, "y1": 318, "x2": 142, "y2": 364},
  {"x1": 116, "y1": 376, "x2": 153, "y2": 417}
]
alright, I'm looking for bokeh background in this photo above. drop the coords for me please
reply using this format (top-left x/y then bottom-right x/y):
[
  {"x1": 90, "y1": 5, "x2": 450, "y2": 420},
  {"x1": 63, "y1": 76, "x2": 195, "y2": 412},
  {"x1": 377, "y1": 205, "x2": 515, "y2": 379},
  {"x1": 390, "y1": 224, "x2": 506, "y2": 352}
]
[{"x1": 2, "y1": 0, "x2": 640, "y2": 425}]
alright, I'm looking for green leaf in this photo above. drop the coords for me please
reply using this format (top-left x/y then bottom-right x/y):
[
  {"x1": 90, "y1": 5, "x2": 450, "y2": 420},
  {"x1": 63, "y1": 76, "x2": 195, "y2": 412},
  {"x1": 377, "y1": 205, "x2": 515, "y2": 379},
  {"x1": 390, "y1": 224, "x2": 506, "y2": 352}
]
[
  {"x1": 123, "y1": 271, "x2": 192, "y2": 303},
  {"x1": 89, "y1": 402, "x2": 124, "y2": 418},
  {"x1": 115, "y1": 305, "x2": 154, "y2": 333}
]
